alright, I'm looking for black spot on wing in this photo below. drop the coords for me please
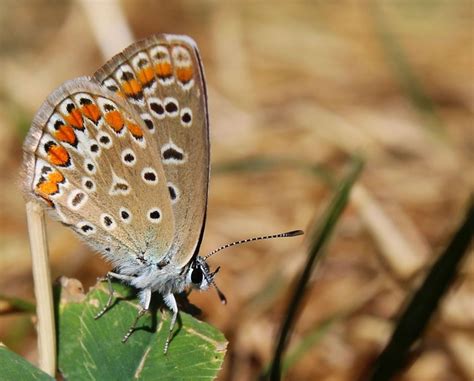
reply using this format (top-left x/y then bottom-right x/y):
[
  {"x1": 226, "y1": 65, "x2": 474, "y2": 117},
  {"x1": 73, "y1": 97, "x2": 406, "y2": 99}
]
[
  {"x1": 114, "y1": 183, "x2": 129, "y2": 191},
  {"x1": 79, "y1": 98, "x2": 92, "y2": 106},
  {"x1": 162, "y1": 147, "x2": 184, "y2": 161},
  {"x1": 121, "y1": 71, "x2": 134, "y2": 81},
  {"x1": 137, "y1": 58, "x2": 148, "y2": 67},
  {"x1": 81, "y1": 224, "x2": 93, "y2": 233},
  {"x1": 104, "y1": 104, "x2": 115, "y2": 112},
  {"x1": 165, "y1": 101, "x2": 178, "y2": 113},
  {"x1": 150, "y1": 102, "x2": 164, "y2": 116},
  {"x1": 143, "y1": 118, "x2": 154, "y2": 130},
  {"x1": 149, "y1": 210, "x2": 160, "y2": 219},
  {"x1": 106, "y1": 84, "x2": 119, "y2": 92},
  {"x1": 144, "y1": 172, "x2": 156, "y2": 181},
  {"x1": 103, "y1": 215, "x2": 113, "y2": 226},
  {"x1": 71, "y1": 192, "x2": 85, "y2": 207},
  {"x1": 182, "y1": 112, "x2": 191, "y2": 124},
  {"x1": 99, "y1": 135, "x2": 110, "y2": 145},
  {"x1": 168, "y1": 185, "x2": 177, "y2": 200}
]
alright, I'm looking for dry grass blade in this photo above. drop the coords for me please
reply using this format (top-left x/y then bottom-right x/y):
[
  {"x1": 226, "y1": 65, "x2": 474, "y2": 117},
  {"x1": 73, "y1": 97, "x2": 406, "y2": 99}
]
[
  {"x1": 25, "y1": 201, "x2": 56, "y2": 377},
  {"x1": 366, "y1": 196, "x2": 474, "y2": 381},
  {"x1": 351, "y1": 185, "x2": 429, "y2": 279},
  {"x1": 265, "y1": 156, "x2": 364, "y2": 381}
]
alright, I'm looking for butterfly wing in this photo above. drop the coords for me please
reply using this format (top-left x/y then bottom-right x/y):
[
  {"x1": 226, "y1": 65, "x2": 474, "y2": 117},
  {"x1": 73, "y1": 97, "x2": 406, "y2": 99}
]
[
  {"x1": 22, "y1": 77, "x2": 176, "y2": 267},
  {"x1": 94, "y1": 34, "x2": 210, "y2": 267}
]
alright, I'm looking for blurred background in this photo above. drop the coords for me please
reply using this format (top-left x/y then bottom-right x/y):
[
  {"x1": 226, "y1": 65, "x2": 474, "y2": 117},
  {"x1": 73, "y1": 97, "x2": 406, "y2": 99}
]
[{"x1": 0, "y1": 1, "x2": 473, "y2": 380}]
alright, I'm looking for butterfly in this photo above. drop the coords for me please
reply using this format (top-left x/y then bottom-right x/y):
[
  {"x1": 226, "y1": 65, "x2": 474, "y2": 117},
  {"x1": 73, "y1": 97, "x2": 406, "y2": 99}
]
[{"x1": 22, "y1": 34, "x2": 303, "y2": 353}]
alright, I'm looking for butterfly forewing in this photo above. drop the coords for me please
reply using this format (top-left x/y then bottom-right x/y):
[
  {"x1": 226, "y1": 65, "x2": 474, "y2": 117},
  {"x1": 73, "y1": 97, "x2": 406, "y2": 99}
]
[
  {"x1": 22, "y1": 78, "x2": 175, "y2": 265},
  {"x1": 94, "y1": 34, "x2": 210, "y2": 267}
]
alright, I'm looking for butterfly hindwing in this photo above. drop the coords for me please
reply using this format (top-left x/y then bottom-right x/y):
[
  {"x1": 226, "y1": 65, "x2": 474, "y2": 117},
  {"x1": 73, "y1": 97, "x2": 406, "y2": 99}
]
[
  {"x1": 22, "y1": 77, "x2": 176, "y2": 266},
  {"x1": 94, "y1": 34, "x2": 210, "y2": 267}
]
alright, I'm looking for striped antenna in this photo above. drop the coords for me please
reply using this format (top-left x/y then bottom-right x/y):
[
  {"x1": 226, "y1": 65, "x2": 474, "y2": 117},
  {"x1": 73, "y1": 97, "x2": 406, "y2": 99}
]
[{"x1": 203, "y1": 230, "x2": 304, "y2": 261}]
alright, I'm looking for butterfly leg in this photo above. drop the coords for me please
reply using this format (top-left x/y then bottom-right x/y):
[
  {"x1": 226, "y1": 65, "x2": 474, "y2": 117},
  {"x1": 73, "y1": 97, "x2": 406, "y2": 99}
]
[
  {"x1": 122, "y1": 287, "x2": 152, "y2": 343},
  {"x1": 95, "y1": 272, "x2": 136, "y2": 319},
  {"x1": 163, "y1": 293, "x2": 178, "y2": 354}
]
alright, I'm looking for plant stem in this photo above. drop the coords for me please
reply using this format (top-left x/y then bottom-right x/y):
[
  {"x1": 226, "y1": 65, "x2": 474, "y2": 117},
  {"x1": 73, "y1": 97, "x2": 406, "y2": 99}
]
[{"x1": 26, "y1": 201, "x2": 56, "y2": 376}]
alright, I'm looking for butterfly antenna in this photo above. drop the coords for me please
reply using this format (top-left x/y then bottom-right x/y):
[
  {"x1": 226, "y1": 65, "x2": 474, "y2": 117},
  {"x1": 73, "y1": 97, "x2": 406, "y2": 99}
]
[{"x1": 203, "y1": 229, "x2": 304, "y2": 261}]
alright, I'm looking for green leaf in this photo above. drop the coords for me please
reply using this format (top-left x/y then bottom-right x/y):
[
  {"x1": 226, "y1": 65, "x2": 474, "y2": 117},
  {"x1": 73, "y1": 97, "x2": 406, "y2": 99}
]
[
  {"x1": 57, "y1": 278, "x2": 227, "y2": 380},
  {"x1": 266, "y1": 156, "x2": 364, "y2": 380},
  {"x1": 367, "y1": 196, "x2": 474, "y2": 381},
  {"x1": 0, "y1": 344, "x2": 54, "y2": 381}
]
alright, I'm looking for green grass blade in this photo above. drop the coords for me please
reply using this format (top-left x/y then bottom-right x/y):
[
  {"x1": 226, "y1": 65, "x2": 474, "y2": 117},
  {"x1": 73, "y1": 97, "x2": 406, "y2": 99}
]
[
  {"x1": 260, "y1": 317, "x2": 336, "y2": 379},
  {"x1": 367, "y1": 196, "x2": 474, "y2": 381},
  {"x1": 0, "y1": 294, "x2": 35, "y2": 315},
  {"x1": 370, "y1": 2, "x2": 444, "y2": 135},
  {"x1": 0, "y1": 344, "x2": 54, "y2": 380},
  {"x1": 57, "y1": 279, "x2": 227, "y2": 380},
  {"x1": 281, "y1": 317, "x2": 336, "y2": 376},
  {"x1": 214, "y1": 156, "x2": 335, "y2": 185},
  {"x1": 266, "y1": 156, "x2": 364, "y2": 381}
]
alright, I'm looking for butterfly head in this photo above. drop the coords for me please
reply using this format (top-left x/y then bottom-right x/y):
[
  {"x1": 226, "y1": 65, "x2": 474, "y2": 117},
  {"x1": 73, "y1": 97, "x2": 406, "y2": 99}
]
[
  {"x1": 187, "y1": 256, "x2": 227, "y2": 304},
  {"x1": 188, "y1": 257, "x2": 211, "y2": 290}
]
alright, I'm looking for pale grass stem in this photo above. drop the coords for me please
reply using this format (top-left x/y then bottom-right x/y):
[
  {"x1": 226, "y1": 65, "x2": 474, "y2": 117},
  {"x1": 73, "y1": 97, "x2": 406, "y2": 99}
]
[
  {"x1": 78, "y1": 0, "x2": 134, "y2": 59},
  {"x1": 26, "y1": 201, "x2": 56, "y2": 376}
]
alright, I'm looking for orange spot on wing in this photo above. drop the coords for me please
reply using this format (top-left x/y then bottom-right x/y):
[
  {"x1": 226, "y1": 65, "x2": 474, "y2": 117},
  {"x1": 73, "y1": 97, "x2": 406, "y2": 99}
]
[
  {"x1": 37, "y1": 180, "x2": 59, "y2": 196},
  {"x1": 48, "y1": 171, "x2": 64, "y2": 184},
  {"x1": 35, "y1": 170, "x2": 65, "y2": 201},
  {"x1": 54, "y1": 125, "x2": 77, "y2": 145},
  {"x1": 126, "y1": 122, "x2": 144, "y2": 138},
  {"x1": 81, "y1": 104, "x2": 101, "y2": 123},
  {"x1": 137, "y1": 67, "x2": 155, "y2": 85},
  {"x1": 155, "y1": 62, "x2": 173, "y2": 78},
  {"x1": 105, "y1": 110, "x2": 125, "y2": 133},
  {"x1": 64, "y1": 109, "x2": 84, "y2": 130},
  {"x1": 47, "y1": 144, "x2": 70, "y2": 166},
  {"x1": 121, "y1": 79, "x2": 142, "y2": 96},
  {"x1": 176, "y1": 66, "x2": 193, "y2": 83}
]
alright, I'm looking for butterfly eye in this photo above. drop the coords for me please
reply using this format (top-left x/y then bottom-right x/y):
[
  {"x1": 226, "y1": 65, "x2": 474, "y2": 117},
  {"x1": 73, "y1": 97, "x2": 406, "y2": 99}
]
[{"x1": 191, "y1": 267, "x2": 203, "y2": 285}]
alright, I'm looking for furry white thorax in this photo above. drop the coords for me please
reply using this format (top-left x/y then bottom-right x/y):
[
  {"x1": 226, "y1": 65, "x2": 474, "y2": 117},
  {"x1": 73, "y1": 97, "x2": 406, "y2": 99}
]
[{"x1": 118, "y1": 257, "x2": 191, "y2": 295}]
